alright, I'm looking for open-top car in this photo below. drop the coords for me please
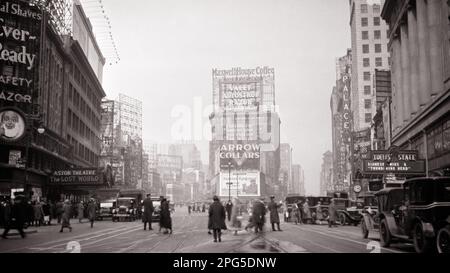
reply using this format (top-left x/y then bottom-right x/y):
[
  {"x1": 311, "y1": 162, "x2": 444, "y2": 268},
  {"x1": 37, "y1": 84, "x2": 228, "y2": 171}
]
[
  {"x1": 112, "y1": 197, "x2": 138, "y2": 222},
  {"x1": 377, "y1": 177, "x2": 450, "y2": 253}
]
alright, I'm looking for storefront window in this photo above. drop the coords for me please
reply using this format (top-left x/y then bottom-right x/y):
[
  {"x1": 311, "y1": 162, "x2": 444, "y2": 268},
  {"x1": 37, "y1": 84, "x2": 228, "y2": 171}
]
[
  {"x1": 434, "y1": 126, "x2": 443, "y2": 155},
  {"x1": 427, "y1": 130, "x2": 436, "y2": 158},
  {"x1": 444, "y1": 120, "x2": 450, "y2": 152}
]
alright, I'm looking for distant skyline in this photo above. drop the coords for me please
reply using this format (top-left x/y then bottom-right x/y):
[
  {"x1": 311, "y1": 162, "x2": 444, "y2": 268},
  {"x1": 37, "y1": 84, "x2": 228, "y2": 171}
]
[{"x1": 100, "y1": 0, "x2": 351, "y2": 195}]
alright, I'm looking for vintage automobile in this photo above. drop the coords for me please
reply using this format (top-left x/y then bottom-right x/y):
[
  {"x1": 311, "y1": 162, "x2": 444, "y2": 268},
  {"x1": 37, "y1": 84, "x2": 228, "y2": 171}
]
[
  {"x1": 112, "y1": 197, "x2": 138, "y2": 222},
  {"x1": 334, "y1": 197, "x2": 362, "y2": 226},
  {"x1": 96, "y1": 199, "x2": 116, "y2": 221},
  {"x1": 284, "y1": 195, "x2": 306, "y2": 222},
  {"x1": 359, "y1": 193, "x2": 380, "y2": 239},
  {"x1": 377, "y1": 177, "x2": 450, "y2": 253},
  {"x1": 309, "y1": 196, "x2": 332, "y2": 224}
]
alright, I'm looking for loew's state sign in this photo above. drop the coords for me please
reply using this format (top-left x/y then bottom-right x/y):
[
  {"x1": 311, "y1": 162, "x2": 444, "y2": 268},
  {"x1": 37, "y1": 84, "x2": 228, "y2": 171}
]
[{"x1": 50, "y1": 169, "x2": 103, "y2": 186}]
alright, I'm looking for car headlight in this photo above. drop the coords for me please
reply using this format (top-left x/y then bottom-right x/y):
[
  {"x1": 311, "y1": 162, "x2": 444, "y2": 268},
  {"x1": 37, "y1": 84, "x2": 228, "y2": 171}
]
[{"x1": 112, "y1": 209, "x2": 116, "y2": 214}]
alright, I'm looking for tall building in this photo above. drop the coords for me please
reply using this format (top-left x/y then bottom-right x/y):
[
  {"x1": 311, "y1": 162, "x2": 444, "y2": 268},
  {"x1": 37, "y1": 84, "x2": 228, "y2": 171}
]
[
  {"x1": 331, "y1": 50, "x2": 353, "y2": 193},
  {"x1": 320, "y1": 151, "x2": 334, "y2": 196},
  {"x1": 0, "y1": 0, "x2": 107, "y2": 202},
  {"x1": 381, "y1": 0, "x2": 450, "y2": 176},
  {"x1": 280, "y1": 144, "x2": 292, "y2": 195},
  {"x1": 116, "y1": 93, "x2": 142, "y2": 141},
  {"x1": 291, "y1": 164, "x2": 305, "y2": 196},
  {"x1": 209, "y1": 67, "x2": 280, "y2": 200},
  {"x1": 169, "y1": 143, "x2": 202, "y2": 170},
  {"x1": 350, "y1": 0, "x2": 390, "y2": 131}
]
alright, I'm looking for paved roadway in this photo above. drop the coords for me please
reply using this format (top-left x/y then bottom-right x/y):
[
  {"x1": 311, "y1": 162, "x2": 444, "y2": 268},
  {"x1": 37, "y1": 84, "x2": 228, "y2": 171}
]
[{"x1": 0, "y1": 208, "x2": 415, "y2": 253}]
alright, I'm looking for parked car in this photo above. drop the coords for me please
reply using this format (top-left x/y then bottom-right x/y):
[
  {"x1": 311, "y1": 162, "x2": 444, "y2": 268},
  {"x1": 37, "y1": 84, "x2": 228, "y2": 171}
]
[
  {"x1": 334, "y1": 198, "x2": 362, "y2": 226},
  {"x1": 377, "y1": 177, "x2": 450, "y2": 253},
  {"x1": 97, "y1": 199, "x2": 116, "y2": 221},
  {"x1": 112, "y1": 197, "x2": 137, "y2": 222}
]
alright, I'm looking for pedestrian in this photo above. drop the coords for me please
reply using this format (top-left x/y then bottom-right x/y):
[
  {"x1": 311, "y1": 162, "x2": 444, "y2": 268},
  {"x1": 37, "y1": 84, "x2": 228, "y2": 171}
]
[
  {"x1": 60, "y1": 200, "x2": 72, "y2": 233},
  {"x1": 159, "y1": 198, "x2": 172, "y2": 234},
  {"x1": 33, "y1": 201, "x2": 44, "y2": 227},
  {"x1": 230, "y1": 197, "x2": 242, "y2": 235},
  {"x1": 252, "y1": 198, "x2": 266, "y2": 233},
  {"x1": 268, "y1": 196, "x2": 282, "y2": 231},
  {"x1": 316, "y1": 201, "x2": 324, "y2": 223},
  {"x1": 77, "y1": 201, "x2": 84, "y2": 223},
  {"x1": 2, "y1": 195, "x2": 27, "y2": 239},
  {"x1": 303, "y1": 200, "x2": 312, "y2": 224},
  {"x1": 328, "y1": 199, "x2": 338, "y2": 228},
  {"x1": 208, "y1": 196, "x2": 227, "y2": 243},
  {"x1": 55, "y1": 200, "x2": 63, "y2": 224},
  {"x1": 26, "y1": 200, "x2": 34, "y2": 228},
  {"x1": 142, "y1": 194, "x2": 154, "y2": 231},
  {"x1": 225, "y1": 201, "x2": 233, "y2": 222},
  {"x1": 188, "y1": 204, "x2": 191, "y2": 215},
  {"x1": 87, "y1": 198, "x2": 96, "y2": 228},
  {"x1": 202, "y1": 203, "x2": 206, "y2": 213},
  {"x1": 42, "y1": 201, "x2": 51, "y2": 226}
]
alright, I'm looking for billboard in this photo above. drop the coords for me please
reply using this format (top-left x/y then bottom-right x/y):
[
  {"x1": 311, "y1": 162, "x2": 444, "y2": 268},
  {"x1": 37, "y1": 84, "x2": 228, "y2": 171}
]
[
  {"x1": 220, "y1": 81, "x2": 261, "y2": 110},
  {"x1": 100, "y1": 101, "x2": 115, "y2": 157},
  {"x1": 219, "y1": 142, "x2": 260, "y2": 171},
  {"x1": 50, "y1": 169, "x2": 103, "y2": 186},
  {"x1": 0, "y1": 0, "x2": 42, "y2": 111},
  {"x1": 219, "y1": 171, "x2": 260, "y2": 198}
]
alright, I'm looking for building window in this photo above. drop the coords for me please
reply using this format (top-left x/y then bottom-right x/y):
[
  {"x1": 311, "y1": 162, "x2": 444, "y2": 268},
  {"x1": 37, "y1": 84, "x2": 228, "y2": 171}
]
[
  {"x1": 363, "y1": 44, "x2": 370, "y2": 53},
  {"x1": 364, "y1": 72, "x2": 371, "y2": 81},
  {"x1": 375, "y1": 44, "x2": 382, "y2": 53},
  {"x1": 376, "y1": 57, "x2": 383, "y2": 67},
  {"x1": 362, "y1": 31, "x2": 369, "y2": 40},
  {"x1": 373, "y1": 4, "x2": 381, "y2": 13},
  {"x1": 374, "y1": 17, "x2": 381, "y2": 26},
  {"x1": 374, "y1": 30, "x2": 381, "y2": 39},
  {"x1": 443, "y1": 120, "x2": 450, "y2": 152},
  {"x1": 365, "y1": 113, "x2": 372, "y2": 123},
  {"x1": 363, "y1": 58, "x2": 370, "y2": 67},
  {"x1": 361, "y1": 17, "x2": 368, "y2": 27},
  {"x1": 364, "y1": 85, "x2": 371, "y2": 95},
  {"x1": 361, "y1": 4, "x2": 368, "y2": 13},
  {"x1": 365, "y1": 99, "x2": 372, "y2": 109}
]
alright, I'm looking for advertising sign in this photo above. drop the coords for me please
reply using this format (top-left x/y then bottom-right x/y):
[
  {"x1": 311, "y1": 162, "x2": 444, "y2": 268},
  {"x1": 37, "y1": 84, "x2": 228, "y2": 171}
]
[
  {"x1": 0, "y1": 0, "x2": 42, "y2": 108},
  {"x1": 50, "y1": 169, "x2": 103, "y2": 186},
  {"x1": 219, "y1": 171, "x2": 260, "y2": 197},
  {"x1": 219, "y1": 142, "x2": 260, "y2": 171},
  {"x1": 340, "y1": 74, "x2": 352, "y2": 144},
  {"x1": 0, "y1": 109, "x2": 26, "y2": 141},
  {"x1": 100, "y1": 101, "x2": 114, "y2": 157},
  {"x1": 362, "y1": 160, "x2": 426, "y2": 175},
  {"x1": 353, "y1": 128, "x2": 371, "y2": 160},
  {"x1": 220, "y1": 81, "x2": 261, "y2": 110},
  {"x1": 8, "y1": 149, "x2": 21, "y2": 165}
]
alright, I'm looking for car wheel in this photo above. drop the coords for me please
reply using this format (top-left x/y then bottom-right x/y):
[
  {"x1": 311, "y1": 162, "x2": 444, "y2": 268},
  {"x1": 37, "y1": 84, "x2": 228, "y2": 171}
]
[
  {"x1": 413, "y1": 223, "x2": 434, "y2": 254},
  {"x1": 361, "y1": 219, "x2": 369, "y2": 239},
  {"x1": 380, "y1": 219, "x2": 391, "y2": 247},
  {"x1": 339, "y1": 214, "x2": 346, "y2": 226},
  {"x1": 437, "y1": 226, "x2": 450, "y2": 254}
]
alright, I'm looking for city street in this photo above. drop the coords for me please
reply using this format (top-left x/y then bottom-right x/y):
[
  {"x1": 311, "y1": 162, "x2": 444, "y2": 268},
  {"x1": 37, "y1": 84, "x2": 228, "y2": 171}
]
[{"x1": 0, "y1": 208, "x2": 415, "y2": 253}]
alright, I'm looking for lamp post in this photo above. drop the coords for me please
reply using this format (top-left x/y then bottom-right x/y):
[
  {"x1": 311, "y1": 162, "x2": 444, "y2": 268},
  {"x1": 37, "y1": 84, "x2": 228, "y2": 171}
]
[
  {"x1": 236, "y1": 172, "x2": 239, "y2": 198},
  {"x1": 227, "y1": 162, "x2": 232, "y2": 202},
  {"x1": 24, "y1": 116, "x2": 45, "y2": 200}
]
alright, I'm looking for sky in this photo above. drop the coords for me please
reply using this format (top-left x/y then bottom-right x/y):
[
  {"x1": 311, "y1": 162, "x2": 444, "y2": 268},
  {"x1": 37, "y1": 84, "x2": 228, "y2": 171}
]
[{"x1": 94, "y1": 0, "x2": 351, "y2": 196}]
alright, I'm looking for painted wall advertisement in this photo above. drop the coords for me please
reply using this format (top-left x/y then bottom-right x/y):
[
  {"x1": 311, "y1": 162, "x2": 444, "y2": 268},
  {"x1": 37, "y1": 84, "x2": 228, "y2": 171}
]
[
  {"x1": 219, "y1": 171, "x2": 260, "y2": 197},
  {"x1": 0, "y1": 0, "x2": 42, "y2": 107},
  {"x1": 219, "y1": 142, "x2": 260, "y2": 171}
]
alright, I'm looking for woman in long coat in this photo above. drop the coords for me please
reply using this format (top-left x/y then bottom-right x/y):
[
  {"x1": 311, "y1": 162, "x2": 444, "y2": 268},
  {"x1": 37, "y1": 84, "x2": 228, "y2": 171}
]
[
  {"x1": 302, "y1": 201, "x2": 312, "y2": 224},
  {"x1": 33, "y1": 202, "x2": 44, "y2": 227},
  {"x1": 328, "y1": 199, "x2": 337, "y2": 228},
  {"x1": 208, "y1": 196, "x2": 227, "y2": 242},
  {"x1": 60, "y1": 200, "x2": 72, "y2": 232},
  {"x1": 87, "y1": 199, "x2": 96, "y2": 228},
  {"x1": 268, "y1": 197, "x2": 282, "y2": 231},
  {"x1": 77, "y1": 202, "x2": 84, "y2": 223},
  {"x1": 159, "y1": 199, "x2": 172, "y2": 234},
  {"x1": 230, "y1": 197, "x2": 242, "y2": 235},
  {"x1": 252, "y1": 199, "x2": 266, "y2": 233}
]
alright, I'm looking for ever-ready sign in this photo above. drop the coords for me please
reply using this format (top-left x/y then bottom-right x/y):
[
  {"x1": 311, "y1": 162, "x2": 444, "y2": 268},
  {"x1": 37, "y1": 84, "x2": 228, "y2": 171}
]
[{"x1": 50, "y1": 169, "x2": 102, "y2": 186}]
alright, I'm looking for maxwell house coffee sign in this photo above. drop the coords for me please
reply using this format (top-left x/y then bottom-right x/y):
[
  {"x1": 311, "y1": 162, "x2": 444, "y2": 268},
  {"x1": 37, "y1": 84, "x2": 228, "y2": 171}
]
[{"x1": 0, "y1": 0, "x2": 42, "y2": 106}]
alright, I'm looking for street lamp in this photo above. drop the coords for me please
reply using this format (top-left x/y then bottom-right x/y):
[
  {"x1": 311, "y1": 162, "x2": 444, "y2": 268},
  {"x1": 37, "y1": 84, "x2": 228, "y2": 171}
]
[{"x1": 227, "y1": 162, "x2": 232, "y2": 202}]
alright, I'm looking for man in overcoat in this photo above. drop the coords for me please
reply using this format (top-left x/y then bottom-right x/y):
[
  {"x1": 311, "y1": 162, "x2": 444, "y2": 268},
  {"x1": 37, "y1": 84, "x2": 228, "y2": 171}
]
[
  {"x1": 142, "y1": 194, "x2": 154, "y2": 231},
  {"x1": 208, "y1": 196, "x2": 227, "y2": 242}
]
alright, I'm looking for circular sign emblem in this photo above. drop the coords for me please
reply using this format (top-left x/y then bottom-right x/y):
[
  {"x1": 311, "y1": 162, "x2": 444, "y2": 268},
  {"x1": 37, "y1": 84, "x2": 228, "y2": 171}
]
[
  {"x1": 353, "y1": 185, "x2": 362, "y2": 193},
  {"x1": 0, "y1": 109, "x2": 26, "y2": 142}
]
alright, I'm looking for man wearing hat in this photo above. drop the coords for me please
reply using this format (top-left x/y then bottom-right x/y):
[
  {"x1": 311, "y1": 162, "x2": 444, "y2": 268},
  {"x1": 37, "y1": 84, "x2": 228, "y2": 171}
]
[
  {"x1": 87, "y1": 198, "x2": 97, "y2": 228},
  {"x1": 208, "y1": 196, "x2": 227, "y2": 242},
  {"x1": 268, "y1": 196, "x2": 282, "y2": 231}
]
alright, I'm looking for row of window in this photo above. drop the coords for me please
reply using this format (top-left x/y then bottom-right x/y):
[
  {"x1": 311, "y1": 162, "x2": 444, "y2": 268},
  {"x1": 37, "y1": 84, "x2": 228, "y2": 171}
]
[
  {"x1": 67, "y1": 134, "x2": 99, "y2": 166},
  {"x1": 360, "y1": 4, "x2": 381, "y2": 14},
  {"x1": 67, "y1": 108, "x2": 99, "y2": 148},
  {"x1": 362, "y1": 43, "x2": 384, "y2": 53},
  {"x1": 68, "y1": 83, "x2": 101, "y2": 129},
  {"x1": 410, "y1": 119, "x2": 450, "y2": 160},
  {"x1": 70, "y1": 64, "x2": 102, "y2": 110},
  {"x1": 363, "y1": 57, "x2": 384, "y2": 67},
  {"x1": 361, "y1": 17, "x2": 381, "y2": 27}
]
